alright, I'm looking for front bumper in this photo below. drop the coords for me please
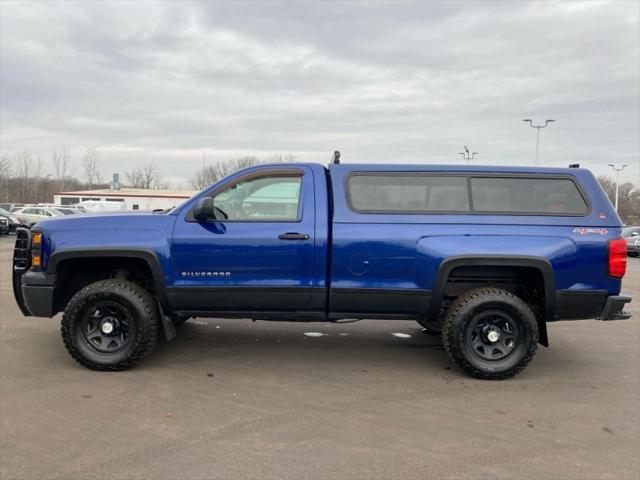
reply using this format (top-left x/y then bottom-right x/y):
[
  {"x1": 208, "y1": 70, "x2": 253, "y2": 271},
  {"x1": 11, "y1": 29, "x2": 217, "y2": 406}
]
[
  {"x1": 14, "y1": 271, "x2": 56, "y2": 318},
  {"x1": 598, "y1": 295, "x2": 632, "y2": 321},
  {"x1": 22, "y1": 284, "x2": 55, "y2": 317}
]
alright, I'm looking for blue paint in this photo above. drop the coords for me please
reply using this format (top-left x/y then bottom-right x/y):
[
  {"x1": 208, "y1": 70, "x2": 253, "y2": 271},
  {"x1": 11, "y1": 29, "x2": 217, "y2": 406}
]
[{"x1": 33, "y1": 162, "x2": 624, "y2": 316}]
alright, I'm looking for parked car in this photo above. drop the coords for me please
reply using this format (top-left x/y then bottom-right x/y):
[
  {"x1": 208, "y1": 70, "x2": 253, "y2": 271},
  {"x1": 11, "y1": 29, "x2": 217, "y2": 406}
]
[
  {"x1": 623, "y1": 226, "x2": 640, "y2": 257},
  {"x1": 12, "y1": 206, "x2": 63, "y2": 223},
  {"x1": 0, "y1": 203, "x2": 27, "y2": 213},
  {"x1": 38, "y1": 203, "x2": 86, "y2": 214},
  {"x1": 13, "y1": 163, "x2": 631, "y2": 379},
  {"x1": 0, "y1": 216, "x2": 8, "y2": 235},
  {"x1": 67, "y1": 205, "x2": 88, "y2": 213},
  {"x1": 0, "y1": 207, "x2": 28, "y2": 233},
  {"x1": 51, "y1": 207, "x2": 80, "y2": 216},
  {"x1": 77, "y1": 200, "x2": 127, "y2": 212}
]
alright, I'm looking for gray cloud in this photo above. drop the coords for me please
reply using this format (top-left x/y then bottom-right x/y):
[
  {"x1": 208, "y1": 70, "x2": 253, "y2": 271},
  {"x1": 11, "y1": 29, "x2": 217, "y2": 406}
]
[{"x1": 1, "y1": 0, "x2": 638, "y2": 186}]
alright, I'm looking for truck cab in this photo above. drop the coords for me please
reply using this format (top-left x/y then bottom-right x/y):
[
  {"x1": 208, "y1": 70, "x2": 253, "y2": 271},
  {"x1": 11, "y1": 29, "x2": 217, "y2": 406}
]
[{"x1": 13, "y1": 163, "x2": 631, "y2": 379}]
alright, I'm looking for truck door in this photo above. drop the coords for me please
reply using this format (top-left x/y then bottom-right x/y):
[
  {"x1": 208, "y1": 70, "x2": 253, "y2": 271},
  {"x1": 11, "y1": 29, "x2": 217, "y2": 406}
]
[{"x1": 169, "y1": 166, "x2": 316, "y2": 313}]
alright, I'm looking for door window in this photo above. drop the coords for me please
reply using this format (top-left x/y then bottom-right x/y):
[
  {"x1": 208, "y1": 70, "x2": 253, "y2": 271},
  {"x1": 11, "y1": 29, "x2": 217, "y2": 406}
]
[{"x1": 211, "y1": 174, "x2": 302, "y2": 221}]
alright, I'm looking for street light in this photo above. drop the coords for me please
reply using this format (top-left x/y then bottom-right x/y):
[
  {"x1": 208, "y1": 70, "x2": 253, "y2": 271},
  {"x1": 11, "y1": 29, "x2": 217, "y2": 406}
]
[
  {"x1": 458, "y1": 145, "x2": 478, "y2": 165},
  {"x1": 607, "y1": 164, "x2": 627, "y2": 212},
  {"x1": 522, "y1": 119, "x2": 555, "y2": 166}
]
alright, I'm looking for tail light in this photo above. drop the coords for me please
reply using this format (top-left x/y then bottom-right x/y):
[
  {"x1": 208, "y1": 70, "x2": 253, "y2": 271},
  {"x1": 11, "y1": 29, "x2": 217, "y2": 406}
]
[{"x1": 608, "y1": 238, "x2": 627, "y2": 278}]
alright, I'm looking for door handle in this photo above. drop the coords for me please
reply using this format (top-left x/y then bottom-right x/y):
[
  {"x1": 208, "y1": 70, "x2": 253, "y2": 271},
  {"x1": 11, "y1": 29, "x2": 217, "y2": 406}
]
[{"x1": 278, "y1": 232, "x2": 310, "y2": 240}]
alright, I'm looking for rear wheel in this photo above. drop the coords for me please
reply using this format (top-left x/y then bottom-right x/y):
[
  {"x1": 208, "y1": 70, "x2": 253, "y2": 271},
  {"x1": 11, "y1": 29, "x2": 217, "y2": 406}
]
[
  {"x1": 442, "y1": 288, "x2": 538, "y2": 380},
  {"x1": 61, "y1": 279, "x2": 159, "y2": 371}
]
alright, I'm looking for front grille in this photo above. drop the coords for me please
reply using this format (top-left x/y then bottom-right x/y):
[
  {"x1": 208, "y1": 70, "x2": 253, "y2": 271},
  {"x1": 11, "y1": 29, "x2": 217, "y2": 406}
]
[
  {"x1": 0, "y1": 218, "x2": 7, "y2": 225},
  {"x1": 13, "y1": 228, "x2": 31, "y2": 272}
]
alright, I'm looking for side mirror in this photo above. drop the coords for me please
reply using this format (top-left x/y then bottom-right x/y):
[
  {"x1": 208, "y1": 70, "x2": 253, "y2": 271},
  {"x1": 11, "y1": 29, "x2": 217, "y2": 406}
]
[{"x1": 193, "y1": 198, "x2": 214, "y2": 221}]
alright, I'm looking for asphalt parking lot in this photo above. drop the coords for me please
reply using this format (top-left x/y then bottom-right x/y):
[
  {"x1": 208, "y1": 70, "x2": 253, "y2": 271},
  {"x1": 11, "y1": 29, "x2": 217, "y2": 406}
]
[{"x1": 0, "y1": 235, "x2": 638, "y2": 480}]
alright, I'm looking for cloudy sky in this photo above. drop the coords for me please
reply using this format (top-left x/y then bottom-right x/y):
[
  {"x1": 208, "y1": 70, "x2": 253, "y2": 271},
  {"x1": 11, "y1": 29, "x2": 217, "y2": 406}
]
[{"x1": 1, "y1": 0, "x2": 638, "y2": 187}]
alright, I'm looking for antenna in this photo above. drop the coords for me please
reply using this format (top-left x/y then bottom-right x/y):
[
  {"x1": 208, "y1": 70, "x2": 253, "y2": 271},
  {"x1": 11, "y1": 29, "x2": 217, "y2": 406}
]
[{"x1": 332, "y1": 150, "x2": 341, "y2": 164}]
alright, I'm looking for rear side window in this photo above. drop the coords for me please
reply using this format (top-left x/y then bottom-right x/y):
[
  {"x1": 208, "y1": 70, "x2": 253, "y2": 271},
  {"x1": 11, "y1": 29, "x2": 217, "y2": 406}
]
[
  {"x1": 470, "y1": 177, "x2": 588, "y2": 215},
  {"x1": 346, "y1": 173, "x2": 589, "y2": 216},
  {"x1": 347, "y1": 174, "x2": 469, "y2": 213}
]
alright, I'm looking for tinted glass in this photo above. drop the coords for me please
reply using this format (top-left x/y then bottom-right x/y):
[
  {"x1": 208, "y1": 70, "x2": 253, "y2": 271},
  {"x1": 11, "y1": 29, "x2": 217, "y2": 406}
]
[
  {"x1": 347, "y1": 174, "x2": 469, "y2": 212},
  {"x1": 53, "y1": 208, "x2": 75, "y2": 215},
  {"x1": 470, "y1": 177, "x2": 588, "y2": 215},
  {"x1": 213, "y1": 175, "x2": 302, "y2": 220}
]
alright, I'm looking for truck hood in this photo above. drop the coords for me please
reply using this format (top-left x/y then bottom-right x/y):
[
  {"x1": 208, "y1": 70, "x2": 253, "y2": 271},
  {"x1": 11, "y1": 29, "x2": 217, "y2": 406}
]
[
  {"x1": 34, "y1": 211, "x2": 178, "y2": 257},
  {"x1": 34, "y1": 210, "x2": 171, "y2": 228}
]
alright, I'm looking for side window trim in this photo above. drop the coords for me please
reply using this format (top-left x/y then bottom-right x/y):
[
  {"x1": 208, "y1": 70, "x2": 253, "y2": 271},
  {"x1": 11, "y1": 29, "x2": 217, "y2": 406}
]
[
  {"x1": 186, "y1": 168, "x2": 305, "y2": 223},
  {"x1": 344, "y1": 172, "x2": 592, "y2": 217}
]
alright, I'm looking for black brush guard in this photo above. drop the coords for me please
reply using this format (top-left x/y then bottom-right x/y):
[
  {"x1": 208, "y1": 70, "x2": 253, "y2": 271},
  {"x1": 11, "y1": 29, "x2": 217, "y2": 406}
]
[{"x1": 12, "y1": 227, "x2": 32, "y2": 316}]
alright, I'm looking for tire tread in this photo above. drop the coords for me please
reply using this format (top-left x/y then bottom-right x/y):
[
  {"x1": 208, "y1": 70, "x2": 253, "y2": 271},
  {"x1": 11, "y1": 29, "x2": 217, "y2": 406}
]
[
  {"x1": 442, "y1": 288, "x2": 538, "y2": 380},
  {"x1": 61, "y1": 279, "x2": 159, "y2": 371}
]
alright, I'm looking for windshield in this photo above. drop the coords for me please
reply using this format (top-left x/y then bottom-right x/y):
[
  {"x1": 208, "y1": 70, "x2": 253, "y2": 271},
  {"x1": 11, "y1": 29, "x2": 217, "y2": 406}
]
[
  {"x1": 0, "y1": 207, "x2": 12, "y2": 216},
  {"x1": 622, "y1": 227, "x2": 640, "y2": 237},
  {"x1": 53, "y1": 208, "x2": 76, "y2": 215}
]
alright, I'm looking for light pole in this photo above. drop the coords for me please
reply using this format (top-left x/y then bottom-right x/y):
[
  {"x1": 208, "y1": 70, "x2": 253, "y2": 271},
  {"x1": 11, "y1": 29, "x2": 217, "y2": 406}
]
[
  {"x1": 522, "y1": 119, "x2": 555, "y2": 165},
  {"x1": 458, "y1": 145, "x2": 478, "y2": 165},
  {"x1": 608, "y1": 164, "x2": 627, "y2": 212}
]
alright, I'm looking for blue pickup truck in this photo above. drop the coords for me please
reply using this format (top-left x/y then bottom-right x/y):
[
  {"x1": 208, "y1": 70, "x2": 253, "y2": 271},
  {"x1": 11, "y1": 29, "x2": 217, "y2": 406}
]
[{"x1": 13, "y1": 163, "x2": 631, "y2": 379}]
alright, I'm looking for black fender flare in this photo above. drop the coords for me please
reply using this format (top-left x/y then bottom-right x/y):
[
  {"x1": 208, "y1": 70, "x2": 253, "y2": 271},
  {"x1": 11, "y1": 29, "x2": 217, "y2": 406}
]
[
  {"x1": 430, "y1": 255, "x2": 555, "y2": 346},
  {"x1": 47, "y1": 248, "x2": 172, "y2": 316}
]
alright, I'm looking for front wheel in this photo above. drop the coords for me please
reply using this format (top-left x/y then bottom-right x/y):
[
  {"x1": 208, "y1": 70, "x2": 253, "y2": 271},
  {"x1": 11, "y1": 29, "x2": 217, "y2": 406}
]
[
  {"x1": 61, "y1": 279, "x2": 159, "y2": 371},
  {"x1": 442, "y1": 288, "x2": 538, "y2": 380}
]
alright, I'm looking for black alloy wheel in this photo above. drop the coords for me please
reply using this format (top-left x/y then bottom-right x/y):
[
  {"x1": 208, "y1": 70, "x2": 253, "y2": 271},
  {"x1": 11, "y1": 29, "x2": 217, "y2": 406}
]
[
  {"x1": 442, "y1": 288, "x2": 538, "y2": 380},
  {"x1": 61, "y1": 279, "x2": 159, "y2": 371}
]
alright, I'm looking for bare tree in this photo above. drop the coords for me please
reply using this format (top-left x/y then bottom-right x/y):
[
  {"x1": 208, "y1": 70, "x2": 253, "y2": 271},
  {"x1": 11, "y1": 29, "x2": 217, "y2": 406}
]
[
  {"x1": 14, "y1": 151, "x2": 34, "y2": 201},
  {"x1": 52, "y1": 148, "x2": 72, "y2": 191},
  {"x1": 597, "y1": 176, "x2": 640, "y2": 226},
  {"x1": 189, "y1": 155, "x2": 295, "y2": 190},
  {"x1": 0, "y1": 156, "x2": 11, "y2": 178},
  {"x1": 82, "y1": 147, "x2": 101, "y2": 188},
  {"x1": 125, "y1": 163, "x2": 163, "y2": 189},
  {"x1": 0, "y1": 156, "x2": 12, "y2": 202}
]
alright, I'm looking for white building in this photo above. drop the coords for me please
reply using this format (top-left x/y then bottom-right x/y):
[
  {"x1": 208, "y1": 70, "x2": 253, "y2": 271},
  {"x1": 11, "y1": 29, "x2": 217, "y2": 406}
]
[{"x1": 53, "y1": 188, "x2": 197, "y2": 211}]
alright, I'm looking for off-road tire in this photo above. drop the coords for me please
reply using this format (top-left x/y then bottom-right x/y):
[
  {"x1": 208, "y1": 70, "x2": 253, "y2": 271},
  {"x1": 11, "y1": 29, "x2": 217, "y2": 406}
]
[
  {"x1": 442, "y1": 288, "x2": 538, "y2": 380},
  {"x1": 61, "y1": 279, "x2": 159, "y2": 371}
]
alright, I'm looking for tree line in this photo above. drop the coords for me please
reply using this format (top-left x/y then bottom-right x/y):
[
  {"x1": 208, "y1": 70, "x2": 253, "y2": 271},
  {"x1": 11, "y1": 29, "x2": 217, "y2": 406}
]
[
  {"x1": 1, "y1": 149, "x2": 637, "y2": 225},
  {"x1": 0, "y1": 150, "x2": 297, "y2": 204},
  {"x1": 596, "y1": 176, "x2": 640, "y2": 226}
]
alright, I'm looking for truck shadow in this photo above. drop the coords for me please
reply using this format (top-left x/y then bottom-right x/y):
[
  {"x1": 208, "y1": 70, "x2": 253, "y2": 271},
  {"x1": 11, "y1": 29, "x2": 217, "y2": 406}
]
[{"x1": 148, "y1": 319, "x2": 451, "y2": 373}]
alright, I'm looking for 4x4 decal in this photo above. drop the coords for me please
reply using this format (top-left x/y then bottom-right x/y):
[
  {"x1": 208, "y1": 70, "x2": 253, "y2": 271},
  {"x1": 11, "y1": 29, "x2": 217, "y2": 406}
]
[{"x1": 573, "y1": 227, "x2": 608, "y2": 236}]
